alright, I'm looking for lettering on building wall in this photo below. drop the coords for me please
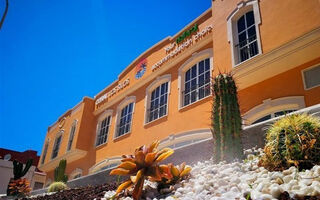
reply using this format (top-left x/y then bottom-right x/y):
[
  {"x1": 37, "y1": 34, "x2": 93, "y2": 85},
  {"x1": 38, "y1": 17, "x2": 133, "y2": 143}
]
[
  {"x1": 95, "y1": 78, "x2": 130, "y2": 106},
  {"x1": 176, "y1": 24, "x2": 198, "y2": 44},
  {"x1": 152, "y1": 24, "x2": 213, "y2": 71}
]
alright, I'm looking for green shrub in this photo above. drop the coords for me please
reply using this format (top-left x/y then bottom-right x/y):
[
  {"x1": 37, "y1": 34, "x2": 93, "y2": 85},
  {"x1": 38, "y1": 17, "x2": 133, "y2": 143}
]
[
  {"x1": 259, "y1": 113, "x2": 320, "y2": 171},
  {"x1": 48, "y1": 181, "x2": 68, "y2": 192}
]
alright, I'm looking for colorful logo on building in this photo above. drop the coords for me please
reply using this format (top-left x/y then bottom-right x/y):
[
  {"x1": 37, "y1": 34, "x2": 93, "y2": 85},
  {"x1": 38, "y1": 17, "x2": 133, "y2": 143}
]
[{"x1": 135, "y1": 58, "x2": 147, "y2": 79}]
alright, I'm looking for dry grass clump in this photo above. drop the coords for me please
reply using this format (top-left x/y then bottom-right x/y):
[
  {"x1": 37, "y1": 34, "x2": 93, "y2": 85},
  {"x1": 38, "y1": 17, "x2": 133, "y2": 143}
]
[{"x1": 259, "y1": 113, "x2": 320, "y2": 171}]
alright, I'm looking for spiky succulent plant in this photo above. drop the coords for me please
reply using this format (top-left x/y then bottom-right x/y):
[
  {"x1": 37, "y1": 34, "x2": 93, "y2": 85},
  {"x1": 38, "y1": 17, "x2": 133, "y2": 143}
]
[
  {"x1": 259, "y1": 113, "x2": 320, "y2": 171},
  {"x1": 157, "y1": 162, "x2": 191, "y2": 188},
  {"x1": 7, "y1": 178, "x2": 31, "y2": 197},
  {"x1": 110, "y1": 140, "x2": 176, "y2": 200}
]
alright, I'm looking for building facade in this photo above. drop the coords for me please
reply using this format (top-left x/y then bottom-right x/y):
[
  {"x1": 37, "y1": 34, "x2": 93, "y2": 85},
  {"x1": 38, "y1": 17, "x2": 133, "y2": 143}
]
[{"x1": 38, "y1": 0, "x2": 320, "y2": 185}]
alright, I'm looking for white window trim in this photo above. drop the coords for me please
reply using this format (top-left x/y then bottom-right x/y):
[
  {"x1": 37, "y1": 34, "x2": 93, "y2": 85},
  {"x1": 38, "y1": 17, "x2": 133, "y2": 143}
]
[
  {"x1": 227, "y1": 0, "x2": 262, "y2": 67},
  {"x1": 70, "y1": 168, "x2": 83, "y2": 180},
  {"x1": 88, "y1": 156, "x2": 122, "y2": 174},
  {"x1": 158, "y1": 128, "x2": 212, "y2": 150},
  {"x1": 67, "y1": 119, "x2": 78, "y2": 152},
  {"x1": 301, "y1": 63, "x2": 320, "y2": 90},
  {"x1": 178, "y1": 48, "x2": 213, "y2": 110},
  {"x1": 113, "y1": 96, "x2": 136, "y2": 140},
  {"x1": 51, "y1": 130, "x2": 64, "y2": 160},
  {"x1": 40, "y1": 139, "x2": 50, "y2": 165},
  {"x1": 95, "y1": 109, "x2": 113, "y2": 148},
  {"x1": 144, "y1": 74, "x2": 171, "y2": 125},
  {"x1": 243, "y1": 96, "x2": 306, "y2": 125}
]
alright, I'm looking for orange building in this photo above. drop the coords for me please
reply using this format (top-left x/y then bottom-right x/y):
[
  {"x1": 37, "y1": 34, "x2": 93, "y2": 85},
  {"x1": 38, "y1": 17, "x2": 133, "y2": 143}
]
[{"x1": 38, "y1": 0, "x2": 320, "y2": 185}]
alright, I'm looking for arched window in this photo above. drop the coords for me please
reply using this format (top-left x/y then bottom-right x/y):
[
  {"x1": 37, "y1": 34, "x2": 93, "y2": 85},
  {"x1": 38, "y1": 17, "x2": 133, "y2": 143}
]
[
  {"x1": 95, "y1": 110, "x2": 112, "y2": 147},
  {"x1": 88, "y1": 156, "x2": 122, "y2": 174},
  {"x1": 145, "y1": 74, "x2": 171, "y2": 124},
  {"x1": 115, "y1": 96, "x2": 136, "y2": 138},
  {"x1": 41, "y1": 139, "x2": 49, "y2": 164},
  {"x1": 67, "y1": 120, "x2": 78, "y2": 151},
  {"x1": 70, "y1": 168, "x2": 83, "y2": 180},
  {"x1": 227, "y1": 0, "x2": 262, "y2": 66},
  {"x1": 178, "y1": 48, "x2": 213, "y2": 109},
  {"x1": 51, "y1": 130, "x2": 63, "y2": 159},
  {"x1": 252, "y1": 109, "x2": 296, "y2": 124},
  {"x1": 243, "y1": 96, "x2": 305, "y2": 125},
  {"x1": 236, "y1": 10, "x2": 259, "y2": 62}
]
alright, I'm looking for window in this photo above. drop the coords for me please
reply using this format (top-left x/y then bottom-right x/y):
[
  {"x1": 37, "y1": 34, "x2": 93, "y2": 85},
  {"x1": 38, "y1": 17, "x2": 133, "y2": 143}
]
[
  {"x1": 252, "y1": 110, "x2": 296, "y2": 125},
  {"x1": 73, "y1": 174, "x2": 81, "y2": 179},
  {"x1": 117, "y1": 102, "x2": 134, "y2": 137},
  {"x1": 145, "y1": 74, "x2": 171, "y2": 124},
  {"x1": 178, "y1": 48, "x2": 212, "y2": 109},
  {"x1": 183, "y1": 58, "x2": 211, "y2": 106},
  {"x1": 96, "y1": 116, "x2": 111, "y2": 146},
  {"x1": 100, "y1": 163, "x2": 119, "y2": 171},
  {"x1": 51, "y1": 133, "x2": 62, "y2": 159},
  {"x1": 236, "y1": 11, "x2": 258, "y2": 62},
  {"x1": 67, "y1": 120, "x2": 77, "y2": 151},
  {"x1": 33, "y1": 182, "x2": 44, "y2": 190},
  {"x1": 302, "y1": 64, "x2": 320, "y2": 90},
  {"x1": 41, "y1": 141, "x2": 49, "y2": 164},
  {"x1": 70, "y1": 168, "x2": 83, "y2": 179},
  {"x1": 227, "y1": 0, "x2": 262, "y2": 66},
  {"x1": 243, "y1": 96, "x2": 305, "y2": 125},
  {"x1": 148, "y1": 82, "x2": 169, "y2": 122}
]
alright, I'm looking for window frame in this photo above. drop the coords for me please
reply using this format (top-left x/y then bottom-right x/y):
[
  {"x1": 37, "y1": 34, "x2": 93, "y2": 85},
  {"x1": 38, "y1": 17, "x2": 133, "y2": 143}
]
[
  {"x1": 243, "y1": 96, "x2": 305, "y2": 125},
  {"x1": 95, "y1": 110, "x2": 113, "y2": 147},
  {"x1": 301, "y1": 63, "x2": 320, "y2": 90},
  {"x1": 114, "y1": 96, "x2": 136, "y2": 140},
  {"x1": 51, "y1": 130, "x2": 64, "y2": 160},
  {"x1": 227, "y1": 0, "x2": 262, "y2": 67},
  {"x1": 144, "y1": 74, "x2": 171, "y2": 125},
  {"x1": 70, "y1": 168, "x2": 83, "y2": 180},
  {"x1": 67, "y1": 119, "x2": 78, "y2": 152},
  {"x1": 41, "y1": 139, "x2": 49, "y2": 165},
  {"x1": 178, "y1": 48, "x2": 213, "y2": 110}
]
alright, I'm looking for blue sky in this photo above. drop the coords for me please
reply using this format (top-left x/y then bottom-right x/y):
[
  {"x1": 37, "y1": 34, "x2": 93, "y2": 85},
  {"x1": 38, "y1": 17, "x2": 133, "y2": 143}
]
[{"x1": 0, "y1": 0, "x2": 211, "y2": 155}]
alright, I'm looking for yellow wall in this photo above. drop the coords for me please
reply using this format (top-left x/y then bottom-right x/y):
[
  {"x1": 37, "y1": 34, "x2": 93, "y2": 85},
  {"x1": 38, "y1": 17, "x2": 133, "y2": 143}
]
[
  {"x1": 39, "y1": 0, "x2": 320, "y2": 182},
  {"x1": 211, "y1": 0, "x2": 320, "y2": 73}
]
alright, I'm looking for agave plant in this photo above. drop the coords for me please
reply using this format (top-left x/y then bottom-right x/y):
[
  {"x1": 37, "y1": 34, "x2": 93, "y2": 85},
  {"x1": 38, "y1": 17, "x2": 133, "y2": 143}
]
[
  {"x1": 110, "y1": 140, "x2": 174, "y2": 200},
  {"x1": 7, "y1": 178, "x2": 31, "y2": 197},
  {"x1": 157, "y1": 162, "x2": 192, "y2": 189}
]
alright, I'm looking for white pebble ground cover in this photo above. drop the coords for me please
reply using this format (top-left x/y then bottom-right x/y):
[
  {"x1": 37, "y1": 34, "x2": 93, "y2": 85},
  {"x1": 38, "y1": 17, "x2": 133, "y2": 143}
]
[{"x1": 102, "y1": 149, "x2": 320, "y2": 200}]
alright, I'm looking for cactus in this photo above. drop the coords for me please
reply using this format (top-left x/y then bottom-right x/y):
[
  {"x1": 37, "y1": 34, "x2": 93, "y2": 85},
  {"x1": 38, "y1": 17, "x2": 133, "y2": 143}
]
[
  {"x1": 13, "y1": 159, "x2": 33, "y2": 180},
  {"x1": 259, "y1": 113, "x2": 320, "y2": 171},
  {"x1": 54, "y1": 159, "x2": 68, "y2": 183},
  {"x1": 48, "y1": 181, "x2": 68, "y2": 192},
  {"x1": 211, "y1": 73, "x2": 244, "y2": 162}
]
